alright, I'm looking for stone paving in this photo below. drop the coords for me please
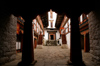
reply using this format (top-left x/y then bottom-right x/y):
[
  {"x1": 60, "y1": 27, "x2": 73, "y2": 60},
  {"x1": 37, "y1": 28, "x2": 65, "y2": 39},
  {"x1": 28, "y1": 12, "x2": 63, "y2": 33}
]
[
  {"x1": 1, "y1": 46, "x2": 98, "y2": 66},
  {"x1": 34, "y1": 46, "x2": 70, "y2": 66}
]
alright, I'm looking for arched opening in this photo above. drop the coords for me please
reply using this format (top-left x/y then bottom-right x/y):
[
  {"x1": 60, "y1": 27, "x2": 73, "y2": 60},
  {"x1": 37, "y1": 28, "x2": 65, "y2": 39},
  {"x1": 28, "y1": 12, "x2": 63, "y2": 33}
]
[
  {"x1": 1, "y1": 1, "x2": 100, "y2": 66},
  {"x1": 0, "y1": 10, "x2": 88, "y2": 66}
]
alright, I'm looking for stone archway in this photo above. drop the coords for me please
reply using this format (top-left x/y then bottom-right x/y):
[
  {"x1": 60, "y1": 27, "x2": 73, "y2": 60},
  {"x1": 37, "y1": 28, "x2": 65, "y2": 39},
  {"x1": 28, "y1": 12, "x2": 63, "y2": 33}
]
[{"x1": 0, "y1": 1, "x2": 99, "y2": 65}]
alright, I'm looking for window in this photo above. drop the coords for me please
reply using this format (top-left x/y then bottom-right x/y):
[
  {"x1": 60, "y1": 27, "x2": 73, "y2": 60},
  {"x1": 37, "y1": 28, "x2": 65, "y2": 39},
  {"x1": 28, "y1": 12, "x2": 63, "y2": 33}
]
[
  {"x1": 80, "y1": 14, "x2": 83, "y2": 22},
  {"x1": 16, "y1": 42, "x2": 21, "y2": 50},
  {"x1": 47, "y1": 9, "x2": 57, "y2": 28}
]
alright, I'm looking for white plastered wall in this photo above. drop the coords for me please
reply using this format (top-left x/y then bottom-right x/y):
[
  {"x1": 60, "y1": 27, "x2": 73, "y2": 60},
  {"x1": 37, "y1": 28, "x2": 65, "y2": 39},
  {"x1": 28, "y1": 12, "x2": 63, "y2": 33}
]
[
  {"x1": 44, "y1": 30, "x2": 48, "y2": 40},
  {"x1": 66, "y1": 32, "x2": 71, "y2": 49},
  {"x1": 56, "y1": 30, "x2": 60, "y2": 40}
]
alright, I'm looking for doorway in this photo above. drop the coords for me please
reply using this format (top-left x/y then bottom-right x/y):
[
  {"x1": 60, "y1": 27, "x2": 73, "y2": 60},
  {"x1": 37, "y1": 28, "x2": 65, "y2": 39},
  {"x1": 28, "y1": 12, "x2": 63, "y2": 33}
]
[{"x1": 50, "y1": 35, "x2": 54, "y2": 40}]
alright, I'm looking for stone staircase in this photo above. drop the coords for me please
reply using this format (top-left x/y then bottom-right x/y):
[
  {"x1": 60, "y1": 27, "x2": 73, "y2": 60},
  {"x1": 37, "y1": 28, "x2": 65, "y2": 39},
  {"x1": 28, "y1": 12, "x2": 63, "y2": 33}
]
[{"x1": 46, "y1": 40, "x2": 57, "y2": 46}]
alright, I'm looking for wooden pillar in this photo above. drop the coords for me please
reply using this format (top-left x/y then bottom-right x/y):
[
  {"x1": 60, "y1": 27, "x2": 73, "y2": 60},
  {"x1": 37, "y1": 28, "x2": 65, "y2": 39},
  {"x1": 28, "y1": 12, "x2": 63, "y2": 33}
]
[
  {"x1": 54, "y1": 34, "x2": 56, "y2": 40},
  {"x1": 84, "y1": 34, "x2": 89, "y2": 52},
  {"x1": 69, "y1": 16, "x2": 83, "y2": 65},
  {"x1": 38, "y1": 35, "x2": 43, "y2": 45},
  {"x1": 84, "y1": 34, "x2": 86, "y2": 52},
  {"x1": 37, "y1": 34, "x2": 43, "y2": 49},
  {"x1": 62, "y1": 34, "x2": 66, "y2": 44},
  {"x1": 61, "y1": 34, "x2": 67, "y2": 48},
  {"x1": 34, "y1": 39, "x2": 37, "y2": 48},
  {"x1": 18, "y1": 18, "x2": 37, "y2": 65},
  {"x1": 21, "y1": 34, "x2": 23, "y2": 52}
]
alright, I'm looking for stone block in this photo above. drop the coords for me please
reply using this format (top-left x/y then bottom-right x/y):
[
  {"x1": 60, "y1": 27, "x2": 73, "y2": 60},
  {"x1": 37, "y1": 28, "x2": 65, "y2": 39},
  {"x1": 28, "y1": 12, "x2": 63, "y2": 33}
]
[
  {"x1": 0, "y1": 57, "x2": 9, "y2": 64},
  {"x1": 89, "y1": 11, "x2": 100, "y2": 65},
  {"x1": 9, "y1": 54, "x2": 16, "y2": 61},
  {"x1": 61, "y1": 44, "x2": 68, "y2": 49},
  {"x1": 94, "y1": 46, "x2": 100, "y2": 50},
  {"x1": 36, "y1": 45, "x2": 43, "y2": 49},
  {"x1": 0, "y1": 14, "x2": 17, "y2": 65},
  {"x1": 93, "y1": 40, "x2": 99, "y2": 46}
]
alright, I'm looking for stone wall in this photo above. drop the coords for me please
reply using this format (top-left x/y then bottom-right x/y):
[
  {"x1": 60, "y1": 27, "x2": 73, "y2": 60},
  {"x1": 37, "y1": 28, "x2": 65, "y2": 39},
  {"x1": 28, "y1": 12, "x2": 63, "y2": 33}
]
[
  {"x1": 0, "y1": 14, "x2": 17, "y2": 65},
  {"x1": 88, "y1": 11, "x2": 100, "y2": 65}
]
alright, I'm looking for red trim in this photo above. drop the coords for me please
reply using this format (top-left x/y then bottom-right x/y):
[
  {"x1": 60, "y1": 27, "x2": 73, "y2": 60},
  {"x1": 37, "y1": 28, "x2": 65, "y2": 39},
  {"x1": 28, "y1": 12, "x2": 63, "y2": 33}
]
[{"x1": 80, "y1": 25, "x2": 88, "y2": 32}]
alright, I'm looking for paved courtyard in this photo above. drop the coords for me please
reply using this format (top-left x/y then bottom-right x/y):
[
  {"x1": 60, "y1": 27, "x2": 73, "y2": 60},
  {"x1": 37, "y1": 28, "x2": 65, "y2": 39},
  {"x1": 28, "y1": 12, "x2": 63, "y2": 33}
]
[
  {"x1": 34, "y1": 46, "x2": 70, "y2": 66},
  {"x1": 1, "y1": 46, "x2": 97, "y2": 66}
]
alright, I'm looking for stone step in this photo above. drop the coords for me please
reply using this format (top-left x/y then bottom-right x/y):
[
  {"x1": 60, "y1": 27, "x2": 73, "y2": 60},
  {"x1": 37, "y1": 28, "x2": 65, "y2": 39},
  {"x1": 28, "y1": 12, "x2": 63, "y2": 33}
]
[{"x1": 46, "y1": 40, "x2": 57, "y2": 46}]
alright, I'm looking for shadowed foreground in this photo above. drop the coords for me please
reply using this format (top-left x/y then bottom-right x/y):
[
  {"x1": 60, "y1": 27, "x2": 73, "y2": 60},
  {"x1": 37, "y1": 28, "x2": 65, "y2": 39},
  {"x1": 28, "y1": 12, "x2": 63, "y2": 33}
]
[{"x1": 1, "y1": 46, "x2": 96, "y2": 66}]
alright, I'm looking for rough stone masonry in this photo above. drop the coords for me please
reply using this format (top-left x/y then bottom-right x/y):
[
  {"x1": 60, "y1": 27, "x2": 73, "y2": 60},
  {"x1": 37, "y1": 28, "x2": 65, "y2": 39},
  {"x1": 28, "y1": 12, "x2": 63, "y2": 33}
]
[
  {"x1": 0, "y1": 13, "x2": 17, "y2": 65},
  {"x1": 88, "y1": 11, "x2": 100, "y2": 65}
]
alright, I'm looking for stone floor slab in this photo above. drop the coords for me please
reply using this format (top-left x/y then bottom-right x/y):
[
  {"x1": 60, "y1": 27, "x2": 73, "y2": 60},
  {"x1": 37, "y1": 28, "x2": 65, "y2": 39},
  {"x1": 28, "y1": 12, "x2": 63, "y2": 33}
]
[{"x1": 1, "y1": 46, "x2": 98, "y2": 66}]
